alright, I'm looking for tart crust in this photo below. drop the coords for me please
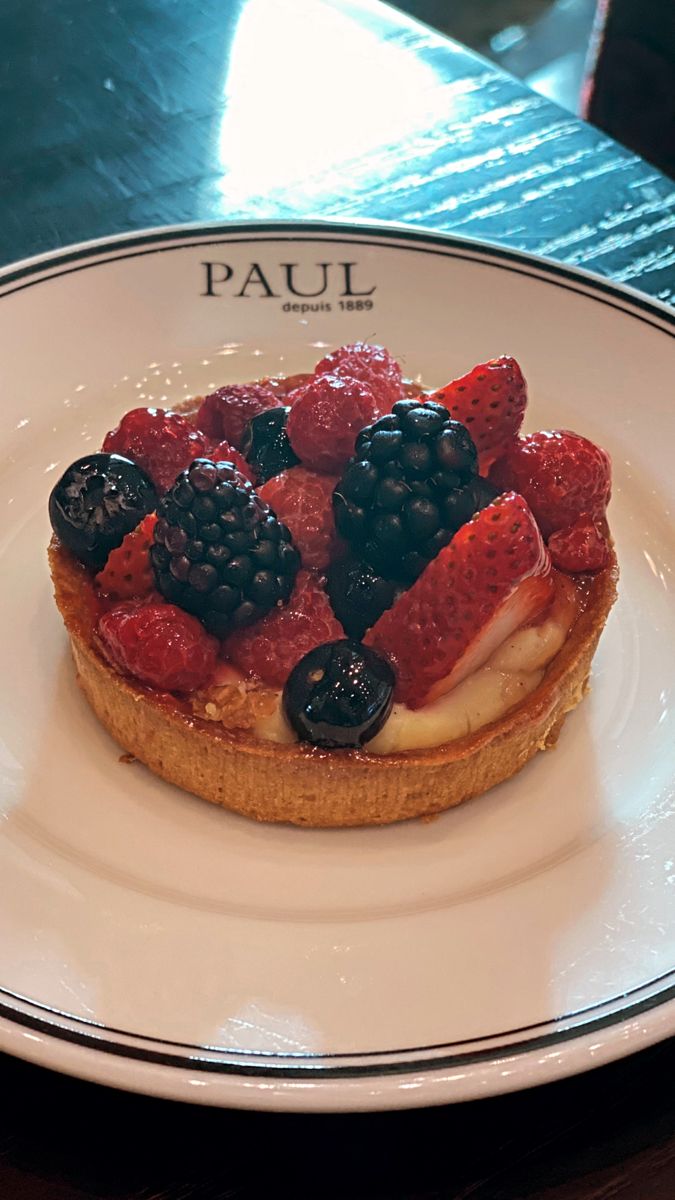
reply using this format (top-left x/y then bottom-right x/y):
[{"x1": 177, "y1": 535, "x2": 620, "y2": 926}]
[{"x1": 48, "y1": 537, "x2": 618, "y2": 828}]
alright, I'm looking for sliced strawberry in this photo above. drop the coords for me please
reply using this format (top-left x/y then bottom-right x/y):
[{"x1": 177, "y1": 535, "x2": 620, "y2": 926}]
[
  {"x1": 95, "y1": 514, "x2": 157, "y2": 601},
  {"x1": 365, "y1": 492, "x2": 553, "y2": 709},
  {"x1": 224, "y1": 569, "x2": 344, "y2": 688},
  {"x1": 429, "y1": 356, "x2": 527, "y2": 468},
  {"x1": 259, "y1": 467, "x2": 342, "y2": 570},
  {"x1": 207, "y1": 438, "x2": 255, "y2": 484},
  {"x1": 548, "y1": 514, "x2": 610, "y2": 572}
]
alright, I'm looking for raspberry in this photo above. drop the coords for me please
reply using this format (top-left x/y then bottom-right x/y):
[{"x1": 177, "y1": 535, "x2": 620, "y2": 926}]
[
  {"x1": 98, "y1": 601, "x2": 218, "y2": 692},
  {"x1": 95, "y1": 514, "x2": 157, "y2": 600},
  {"x1": 195, "y1": 383, "x2": 281, "y2": 449},
  {"x1": 315, "y1": 343, "x2": 404, "y2": 409},
  {"x1": 365, "y1": 493, "x2": 553, "y2": 708},
  {"x1": 286, "y1": 373, "x2": 380, "y2": 474},
  {"x1": 207, "y1": 438, "x2": 255, "y2": 484},
  {"x1": 489, "y1": 430, "x2": 612, "y2": 538},
  {"x1": 548, "y1": 515, "x2": 610, "y2": 572},
  {"x1": 102, "y1": 407, "x2": 209, "y2": 495},
  {"x1": 225, "y1": 569, "x2": 344, "y2": 688},
  {"x1": 259, "y1": 467, "x2": 341, "y2": 570},
  {"x1": 429, "y1": 357, "x2": 527, "y2": 468}
]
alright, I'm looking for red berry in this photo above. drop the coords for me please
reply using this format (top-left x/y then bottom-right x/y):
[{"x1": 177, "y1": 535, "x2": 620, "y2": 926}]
[
  {"x1": 315, "y1": 343, "x2": 404, "y2": 409},
  {"x1": 429, "y1": 356, "x2": 527, "y2": 467},
  {"x1": 225, "y1": 569, "x2": 344, "y2": 688},
  {"x1": 102, "y1": 407, "x2": 209, "y2": 494},
  {"x1": 548, "y1": 515, "x2": 610, "y2": 572},
  {"x1": 98, "y1": 602, "x2": 218, "y2": 692},
  {"x1": 489, "y1": 430, "x2": 612, "y2": 538},
  {"x1": 95, "y1": 514, "x2": 157, "y2": 601},
  {"x1": 207, "y1": 438, "x2": 255, "y2": 484},
  {"x1": 195, "y1": 383, "x2": 280, "y2": 449},
  {"x1": 365, "y1": 492, "x2": 553, "y2": 709},
  {"x1": 287, "y1": 373, "x2": 380, "y2": 474},
  {"x1": 259, "y1": 467, "x2": 341, "y2": 570}
]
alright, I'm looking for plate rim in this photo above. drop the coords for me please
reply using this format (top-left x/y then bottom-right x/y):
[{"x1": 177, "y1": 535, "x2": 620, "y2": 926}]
[{"x1": 2, "y1": 216, "x2": 674, "y2": 1110}]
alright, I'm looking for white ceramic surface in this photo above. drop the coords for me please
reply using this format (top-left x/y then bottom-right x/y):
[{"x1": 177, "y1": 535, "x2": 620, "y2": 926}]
[{"x1": 0, "y1": 221, "x2": 673, "y2": 1112}]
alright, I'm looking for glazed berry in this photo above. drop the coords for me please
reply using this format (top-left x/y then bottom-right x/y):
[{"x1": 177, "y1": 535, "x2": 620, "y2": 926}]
[
  {"x1": 241, "y1": 407, "x2": 300, "y2": 483},
  {"x1": 49, "y1": 453, "x2": 158, "y2": 570},
  {"x1": 333, "y1": 401, "x2": 480, "y2": 582},
  {"x1": 429, "y1": 357, "x2": 527, "y2": 469},
  {"x1": 195, "y1": 383, "x2": 281, "y2": 449},
  {"x1": 98, "y1": 601, "x2": 218, "y2": 692},
  {"x1": 326, "y1": 557, "x2": 398, "y2": 640},
  {"x1": 225, "y1": 569, "x2": 344, "y2": 688},
  {"x1": 287, "y1": 374, "x2": 381, "y2": 474},
  {"x1": 314, "y1": 342, "x2": 404, "y2": 409},
  {"x1": 283, "y1": 639, "x2": 395, "y2": 749},
  {"x1": 489, "y1": 429, "x2": 612, "y2": 537},
  {"x1": 95, "y1": 513, "x2": 157, "y2": 600},
  {"x1": 102, "y1": 407, "x2": 209, "y2": 494},
  {"x1": 548, "y1": 515, "x2": 610, "y2": 572},
  {"x1": 259, "y1": 467, "x2": 341, "y2": 570},
  {"x1": 207, "y1": 438, "x2": 256, "y2": 484},
  {"x1": 151, "y1": 459, "x2": 300, "y2": 637}
]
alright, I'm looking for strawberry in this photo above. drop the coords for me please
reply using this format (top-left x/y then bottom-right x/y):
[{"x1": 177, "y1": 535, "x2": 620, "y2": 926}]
[
  {"x1": 489, "y1": 430, "x2": 611, "y2": 538},
  {"x1": 207, "y1": 438, "x2": 255, "y2": 484},
  {"x1": 102, "y1": 407, "x2": 209, "y2": 493},
  {"x1": 365, "y1": 492, "x2": 553, "y2": 709},
  {"x1": 98, "y1": 601, "x2": 218, "y2": 692},
  {"x1": 95, "y1": 514, "x2": 157, "y2": 601},
  {"x1": 314, "y1": 342, "x2": 404, "y2": 409},
  {"x1": 286, "y1": 373, "x2": 380, "y2": 474},
  {"x1": 548, "y1": 515, "x2": 610, "y2": 572},
  {"x1": 259, "y1": 467, "x2": 341, "y2": 570},
  {"x1": 429, "y1": 357, "x2": 527, "y2": 468},
  {"x1": 195, "y1": 383, "x2": 281, "y2": 449},
  {"x1": 224, "y1": 569, "x2": 344, "y2": 688}
]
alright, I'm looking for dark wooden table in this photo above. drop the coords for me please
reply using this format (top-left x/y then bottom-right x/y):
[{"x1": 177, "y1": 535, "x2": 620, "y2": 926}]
[{"x1": 2, "y1": 1, "x2": 675, "y2": 1195}]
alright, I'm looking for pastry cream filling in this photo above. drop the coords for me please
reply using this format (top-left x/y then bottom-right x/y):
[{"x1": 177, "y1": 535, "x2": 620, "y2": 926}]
[{"x1": 252, "y1": 604, "x2": 574, "y2": 753}]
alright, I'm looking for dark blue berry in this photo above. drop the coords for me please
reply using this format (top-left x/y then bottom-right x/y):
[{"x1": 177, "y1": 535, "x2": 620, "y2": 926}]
[
  {"x1": 49, "y1": 453, "x2": 157, "y2": 569},
  {"x1": 242, "y1": 407, "x2": 299, "y2": 482},
  {"x1": 327, "y1": 557, "x2": 398, "y2": 639},
  {"x1": 283, "y1": 640, "x2": 395, "y2": 749}
]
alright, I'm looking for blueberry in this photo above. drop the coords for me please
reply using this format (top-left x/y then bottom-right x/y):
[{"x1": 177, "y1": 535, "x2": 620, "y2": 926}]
[
  {"x1": 327, "y1": 557, "x2": 398, "y2": 639},
  {"x1": 242, "y1": 407, "x2": 299, "y2": 482},
  {"x1": 48, "y1": 453, "x2": 157, "y2": 569},
  {"x1": 283, "y1": 640, "x2": 395, "y2": 749}
]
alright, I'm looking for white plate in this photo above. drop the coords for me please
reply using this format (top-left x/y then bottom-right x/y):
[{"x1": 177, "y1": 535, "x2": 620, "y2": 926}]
[{"x1": 0, "y1": 221, "x2": 674, "y2": 1112}]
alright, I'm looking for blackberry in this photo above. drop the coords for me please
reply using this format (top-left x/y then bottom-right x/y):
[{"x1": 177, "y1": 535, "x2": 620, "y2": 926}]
[
  {"x1": 241, "y1": 407, "x2": 299, "y2": 483},
  {"x1": 151, "y1": 459, "x2": 300, "y2": 637},
  {"x1": 283, "y1": 640, "x2": 395, "y2": 749},
  {"x1": 326, "y1": 557, "x2": 399, "y2": 640},
  {"x1": 333, "y1": 400, "x2": 481, "y2": 582},
  {"x1": 49, "y1": 453, "x2": 158, "y2": 569}
]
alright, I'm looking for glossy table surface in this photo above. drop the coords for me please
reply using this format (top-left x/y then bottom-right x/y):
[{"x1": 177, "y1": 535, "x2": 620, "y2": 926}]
[{"x1": 2, "y1": 0, "x2": 675, "y2": 1196}]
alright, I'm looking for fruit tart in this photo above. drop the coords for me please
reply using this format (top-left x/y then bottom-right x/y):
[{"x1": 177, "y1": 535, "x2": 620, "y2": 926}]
[{"x1": 48, "y1": 344, "x2": 617, "y2": 827}]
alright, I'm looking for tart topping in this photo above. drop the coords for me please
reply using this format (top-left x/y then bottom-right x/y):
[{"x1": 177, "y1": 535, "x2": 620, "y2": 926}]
[
  {"x1": 224, "y1": 568, "x2": 344, "y2": 689},
  {"x1": 365, "y1": 491, "x2": 554, "y2": 709},
  {"x1": 548, "y1": 514, "x2": 610, "y2": 572},
  {"x1": 489, "y1": 429, "x2": 611, "y2": 538},
  {"x1": 241, "y1": 406, "x2": 300, "y2": 482},
  {"x1": 207, "y1": 439, "x2": 256, "y2": 484},
  {"x1": 151, "y1": 459, "x2": 300, "y2": 638},
  {"x1": 195, "y1": 382, "x2": 281, "y2": 449},
  {"x1": 95, "y1": 513, "x2": 157, "y2": 600},
  {"x1": 283, "y1": 639, "x2": 395, "y2": 749},
  {"x1": 314, "y1": 342, "x2": 404, "y2": 410},
  {"x1": 287, "y1": 373, "x2": 381, "y2": 474},
  {"x1": 429, "y1": 356, "x2": 527, "y2": 469},
  {"x1": 259, "y1": 467, "x2": 341, "y2": 570},
  {"x1": 49, "y1": 453, "x2": 158, "y2": 569},
  {"x1": 326, "y1": 556, "x2": 399, "y2": 640},
  {"x1": 98, "y1": 601, "x2": 218, "y2": 692},
  {"x1": 102, "y1": 407, "x2": 210, "y2": 494},
  {"x1": 333, "y1": 399, "x2": 488, "y2": 583}
]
